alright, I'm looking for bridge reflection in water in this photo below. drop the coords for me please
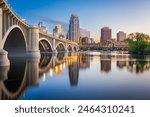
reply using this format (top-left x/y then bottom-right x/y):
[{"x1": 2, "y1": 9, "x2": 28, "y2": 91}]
[
  {"x1": 1, "y1": 52, "x2": 150, "y2": 100},
  {"x1": 0, "y1": 52, "x2": 87, "y2": 100}
]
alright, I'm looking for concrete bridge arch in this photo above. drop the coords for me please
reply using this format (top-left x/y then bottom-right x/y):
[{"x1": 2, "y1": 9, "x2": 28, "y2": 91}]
[
  {"x1": 67, "y1": 44, "x2": 74, "y2": 52},
  {"x1": 0, "y1": 0, "x2": 79, "y2": 67},
  {"x1": 0, "y1": 60, "x2": 28, "y2": 99},
  {"x1": 1, "y1": 25, "x2": 28, "y2": 57},
  {"x1": 55, "y1": 42, "x2": 66, "y2": 52},
  {"x1": 39, "y1": 38, "x2": 53, "y2": 53},
  {"x1": 39, "y1": 54, "x2": 53, "y2": 74}
]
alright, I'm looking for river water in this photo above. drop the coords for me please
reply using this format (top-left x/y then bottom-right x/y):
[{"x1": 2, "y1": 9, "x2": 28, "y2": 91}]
[{"x1": 1, "y1": 51, "x2": 150, "y2": 100}]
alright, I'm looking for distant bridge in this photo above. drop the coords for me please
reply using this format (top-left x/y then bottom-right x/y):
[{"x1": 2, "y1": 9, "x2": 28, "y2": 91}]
[{"x1": 0, "y1": 0, "x2": 79, "y2": 66}]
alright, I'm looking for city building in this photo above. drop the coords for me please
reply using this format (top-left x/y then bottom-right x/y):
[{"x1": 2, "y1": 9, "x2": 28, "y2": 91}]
[
  {"x1": 101, "y1": 27, "x2": 112, "y2": 42},
  {"x1": 117, "y1": 31, "x2": 127, "y2": 42},
  {"x1": 80, "y1": 28, "x2": 90, "y2": 39},
  {"x1": 90, "y1": 38, "x2": 95, "y2": 44},
  {"x1": 109, "y1": 41, "x2": 128, "y2": 49},
  {"x1": 80, "y1": 43, "x2": 100, "y2": 48},
  {"x1": 80, "y1": 37, "x2": 89, "y2": 45},
  {"x1": 66, "y1": 32, "x2": 69, "y2": 39},
  {"x1": 53, "y1": 24, "x2": 62, "y2": 38},
  {"x1": 38, "y1": 22, "x2": 48, "y2": 34},
  {"x1": 69, "y1": 14, "x2": 80, "y2": 43}
]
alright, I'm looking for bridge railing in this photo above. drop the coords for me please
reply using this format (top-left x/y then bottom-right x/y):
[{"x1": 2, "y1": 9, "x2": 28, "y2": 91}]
[
  {"x1": 1, "y1": 0, "x2": 30, "y2": 27},
  {"x1": 39, "y1": 32, "x2": 78, "y2": 46}
]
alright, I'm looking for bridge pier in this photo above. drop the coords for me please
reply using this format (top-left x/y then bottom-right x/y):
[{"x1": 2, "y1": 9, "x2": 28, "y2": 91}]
[
  {"x1": 0, "y1": 50, "x2": 10, "y2": 66},
  {"x1": 0, "y1": 8, "x2": 2, "y2": 43},
  {"x1": 65, "y1": 49, "x2": 69, "y2": 53},
  {"x1": 26, "y1": 58, "x2": 40, "y2": 87},
  {"x1": 52, "y1": 49, "x2": 57, "y2": 53},
  {"x1": 52, "y1": 56, "x2": 56, "y2": 68},
  {"x1": 0, "y1": 65, "x2": 10, "y2": 81},
  {"x1": 27, "y1": 26, "x2": 41, "y2": 58},
  {"x1": 52, "y1": 49, "x2": 57, "y2": 56}
]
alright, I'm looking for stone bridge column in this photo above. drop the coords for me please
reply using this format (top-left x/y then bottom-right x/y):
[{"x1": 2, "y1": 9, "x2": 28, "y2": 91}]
[
  {"x1": 0, "y1": 90, "x2": 1, "y2": 100},
  {"x1": 0, "y1": 8, "x2": 2, "y2": 43},
  {"x1": 65, "y1": 43, "x2": 68, "y2": 53},
  {"x1": 27, "y1": 26, "x2": 40, "y2": 58},
  {"x1": 0, "y1": 65, "x2": 10, "y2": 100},
  {"x1": 0, "y1": 66, "x2": 10, "y2": 82},
  {"x1": 0, "y1": 50, "x2": 10, "y2": 66},
  {"x1": 52, "y1": 39, "x2": 57, "y2": 54},
  {"x1": 0, "y1": 65, "x2": 10, "y2": 99},
  {"x1": 26, "y1": 58, "x2": 40, "y2": 87},
  {"x1": 52, "y1": 55, "x2": 56, "y2": 68},
  {"x1": 0, "y1": 8, "x2": 10, "y2": 66}
]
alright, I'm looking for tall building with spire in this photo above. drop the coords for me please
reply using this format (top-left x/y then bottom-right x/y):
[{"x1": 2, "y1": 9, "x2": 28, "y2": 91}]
[{"x1": 69, "y1": 14, "x2": 80, "y2": 43}]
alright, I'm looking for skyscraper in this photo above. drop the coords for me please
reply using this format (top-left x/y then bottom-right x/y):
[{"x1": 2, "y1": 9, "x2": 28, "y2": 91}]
[
  {"x1": 117, "y1": 31, "x2": 126, "y2": 42},
  {"x1": 69, "y1": 14, "x2": 80, "y2": 43},
  {"x1": 53, "y1": 24, "x2": 62, "y2": 38},
  {"x1": 101, "y1": 27, "x2": 112, "y2": 42}
]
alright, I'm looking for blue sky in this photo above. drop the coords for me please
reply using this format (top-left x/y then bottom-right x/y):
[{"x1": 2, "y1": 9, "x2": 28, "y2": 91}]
[{"x1": 7, "y1": 0, "x2": 150, "y2": 41}]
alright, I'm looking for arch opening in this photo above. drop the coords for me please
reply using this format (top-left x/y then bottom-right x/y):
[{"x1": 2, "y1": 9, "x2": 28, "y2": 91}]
[
  {"x1": 57, "y1": 53, "x2": 65, "y2": 62},
  {"x1": 39, "y1": 39, "x2": 53, "y2": 53},
  {"x1": 3, "y1": 58, "x2": 26, "y2": 94},
  {"x1": 56, "y1": 43, "x2": 65, "y2": 52},
  {"x1": 3, "y1": 27, "x2": 27, "y2": 57},
  {"x1": 74, "y1": 47, "x2": 77, "y2": 52},
  {"x1": 67, "y1": 45, "x2": 73, "y2": 52},
  {"x1": 39, "y1": 54, "x2": 52, "y2": 73}
]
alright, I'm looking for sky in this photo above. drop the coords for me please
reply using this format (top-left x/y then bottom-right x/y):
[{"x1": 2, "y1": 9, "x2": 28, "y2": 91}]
[{"x1": 7, "y1": 0, "x2": 150, "y2": 42}]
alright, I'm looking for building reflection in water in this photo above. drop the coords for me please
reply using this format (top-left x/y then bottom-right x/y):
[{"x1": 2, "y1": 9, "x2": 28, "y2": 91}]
[
  {"x1": 69, "y1": 62, "x2": 79, "y2": 87},
  {"x1": 79, "y1": 53, "x2": 90, "y2": 70},
  {"x1": 117, "y1": 61, "x2": 126, "y2": 69},
  {"x1": 67, "y1": 53, "x2": 79, "y2": 87},
  {"x1": 100, "y1": 55, "x2": 111, "y2": 73},
  {"x1": 116, "y1": 55, "x2": 127, "y2": 69},
  {"x1": 68, "y1": 53, "x2": 90, "y2": 86},
  {"x1": 3, "y1": 52, "x2": 150, "y2": 100}
]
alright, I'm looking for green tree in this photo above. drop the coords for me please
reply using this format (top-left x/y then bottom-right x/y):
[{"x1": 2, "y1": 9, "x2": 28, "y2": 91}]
[{"x1": 126, "y1": 33, "x2": 150, "y2": 55}]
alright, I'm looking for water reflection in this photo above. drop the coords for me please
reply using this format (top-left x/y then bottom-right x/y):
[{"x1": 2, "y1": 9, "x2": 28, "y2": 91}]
[
  {"x1": 1, "y1": 52, "x2": 150, "y2": 100},
  {"x1": 117, "y1": 61, "x2": 126, "y2": 69},
  {"x1": 100, "y1": 55, "x2": 111, "y2": 73},
  {"x1": 0, "y1": 58, "x2": 39, "y2": 100},
  {"x1": 126, "y1": 59, "x2": 150, "y2": 74},
  {"x1": 69, "y1": 59, "x2": 79, "y2": 87},
  {"x1": 79, "y1": 53, "x2": 90, "y2": 70}
]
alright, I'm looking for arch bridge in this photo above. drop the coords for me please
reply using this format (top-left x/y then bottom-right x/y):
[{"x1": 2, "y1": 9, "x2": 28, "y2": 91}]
[
  {"x1": 39, "y1": 33, "x2": 79, "y2": 53},
  {"x1": 0, "y1": 0, "x2": 79, "y2": 67}
]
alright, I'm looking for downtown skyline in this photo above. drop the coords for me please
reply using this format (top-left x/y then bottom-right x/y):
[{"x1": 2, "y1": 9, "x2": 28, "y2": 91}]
[{"x1": 7, "y1": 0, "x2": 150, "y2": 41}]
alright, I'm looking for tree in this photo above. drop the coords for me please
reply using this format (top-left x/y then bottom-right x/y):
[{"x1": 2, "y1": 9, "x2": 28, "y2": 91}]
[{"x1": 126, "y1": 33, "x2": 150, "y2": 55}]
